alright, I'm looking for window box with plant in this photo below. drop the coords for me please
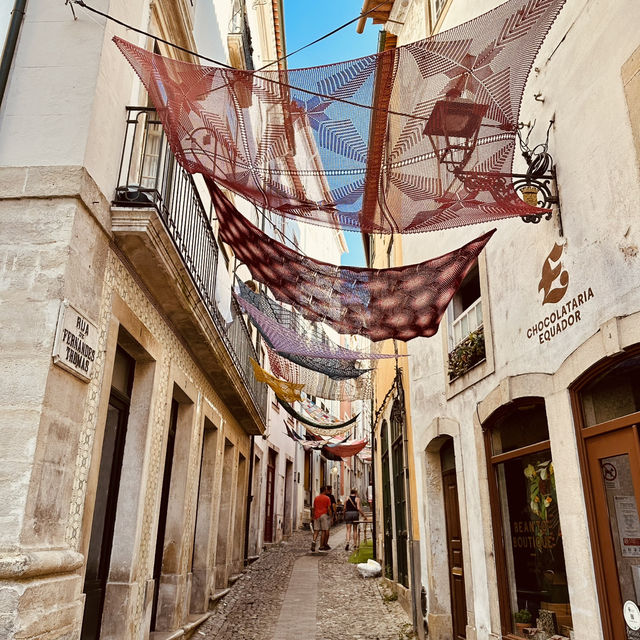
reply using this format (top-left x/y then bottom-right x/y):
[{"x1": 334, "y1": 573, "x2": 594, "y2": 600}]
[{"x1": 448, "y1": 326, "x2": 485, "y2": 380}]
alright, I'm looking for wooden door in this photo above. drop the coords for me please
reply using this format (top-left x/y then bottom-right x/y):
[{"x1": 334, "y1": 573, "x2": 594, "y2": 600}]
[
  {"x1": 442, "y1": 468, "x2": 467, "y2": 640},
  {"x1": 81, "y1": 395, "x2": 129, "y2": 640},
  {"x1": 264, "y1": 450, "x2": 276, "y2": 543},
  {"x1": 150, "y1": 399, "x2": 178, "y2": 631},
  {"x1": 585, "y1": 426, "x2": 640, "y2": 640}
]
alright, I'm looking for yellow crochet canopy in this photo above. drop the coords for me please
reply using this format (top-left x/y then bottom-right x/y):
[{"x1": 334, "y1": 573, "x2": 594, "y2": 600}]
[{"x1": 250, "y1": 359, "x2": 304, "y2": 403}]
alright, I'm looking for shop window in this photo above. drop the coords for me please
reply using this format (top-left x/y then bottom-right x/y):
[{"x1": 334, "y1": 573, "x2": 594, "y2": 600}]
[
  {"x1": 486, "y1": 401, "x2": 573, "y2": 638},
  {"x1": 448, "y1": 264, "x2": 485, "y2": 380},
  {"x1": 578, "y1": 353, "x2": 640, "y2": 428}
]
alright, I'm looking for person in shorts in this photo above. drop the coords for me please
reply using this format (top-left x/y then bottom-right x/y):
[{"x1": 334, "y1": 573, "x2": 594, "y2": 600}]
[
  {"x1": 344, "y1": 488, "x2": 367, "y2": 551},
  {"x1": 311, "y1": 486, "x2": 332, "y2": 551}
]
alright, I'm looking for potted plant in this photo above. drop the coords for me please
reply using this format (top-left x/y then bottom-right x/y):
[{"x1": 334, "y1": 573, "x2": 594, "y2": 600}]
[
  {"x1": 448, "y1": 327, "x2": 486, "y2": 379},
  {"x1": 514, "y1": 609, "x2": 532, "y2": 637}
]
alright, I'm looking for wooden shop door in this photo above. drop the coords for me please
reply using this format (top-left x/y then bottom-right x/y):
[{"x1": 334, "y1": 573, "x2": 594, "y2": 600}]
[
  {"x1": 442, "y1": 439, "x2": 466, "y2": 640},
  {"x1": 264, "y1": 449, "x2": 276, "y2": 543},
  {"x1": 585, "y1": 425, "x2": 640, "y2": 640}
]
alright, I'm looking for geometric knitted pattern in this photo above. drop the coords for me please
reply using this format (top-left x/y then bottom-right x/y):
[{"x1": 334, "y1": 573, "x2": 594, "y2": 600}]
[
  {"x1": 267, "y1": 347, "x2": 372, "y2": 401},
  {"x1": 114, "y1": 0, "x2": 564, "y2": 233},
  {"x1": 211, "y1": 180, "x2": 495, "y2": 341},
  {"x1": 235, "y1": 286, "x2": 397, "y2": 359}
]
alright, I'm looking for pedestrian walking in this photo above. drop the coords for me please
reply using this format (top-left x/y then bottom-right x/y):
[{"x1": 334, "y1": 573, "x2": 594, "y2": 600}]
[
  {"x1": 343, "y1": 488, "x2": 367, "y2": 552},
  {"x1": 311, "y1": 486, "x2": 332, "y2": 551},
  {"x1": 326, "y1": 485, "x2": 337, "y2": 524}
]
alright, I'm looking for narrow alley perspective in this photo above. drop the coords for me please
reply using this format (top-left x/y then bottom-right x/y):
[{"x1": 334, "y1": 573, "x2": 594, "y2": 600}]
[
  {"x1": 1, "y1": 0, "x2": 640, "y2": 640},
  {"x1": 198, "y1": 522, "x2": 414, "y2": 640}
]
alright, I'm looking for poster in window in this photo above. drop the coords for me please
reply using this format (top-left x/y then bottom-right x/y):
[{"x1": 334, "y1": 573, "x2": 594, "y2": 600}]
[{"x1": 615, "y1": 496, "x2": 640, "y2": 558}]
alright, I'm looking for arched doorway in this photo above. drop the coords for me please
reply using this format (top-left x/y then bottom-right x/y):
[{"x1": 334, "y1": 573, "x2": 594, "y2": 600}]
[{"x1": 484, "y1": 399, "x2": 573, "y2": 638}]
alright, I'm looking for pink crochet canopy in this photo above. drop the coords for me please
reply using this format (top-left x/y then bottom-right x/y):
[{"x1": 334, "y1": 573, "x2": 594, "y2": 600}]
[{"x1": 114, "y1": 0, "x2": 564, "y2": 234}]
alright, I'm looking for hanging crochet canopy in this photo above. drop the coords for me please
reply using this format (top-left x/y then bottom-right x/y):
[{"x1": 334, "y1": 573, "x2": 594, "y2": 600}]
[
  {"x1": 236, "y1": 285, "x2": 398, "y2": 360},
  {"x1": 267, "y1": 347, "x2": 372, "y2": 401},
  {"x1": 114, "y1": 0, "x2": 564, "y2": 234},
  {"x1": 239, "y1": 283, "x2": 368, "y2": 379},
  {"x1": 211, "y1": 181, "x2": 495, "y2": 341},
  {"x1": 250, "y1": 358, "x2": 304, "y2": 403},
  {"x1": 276, "y1": 395, "x2": 359, "y2": 430},
  {"x1": 300, "y1": 397, "x2": 347, "y2": 426}
]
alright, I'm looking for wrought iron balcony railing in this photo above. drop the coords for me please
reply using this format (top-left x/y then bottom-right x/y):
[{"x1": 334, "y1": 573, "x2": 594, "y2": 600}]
[{"x1": 114, "y1": 106, "x2": 267, "y2": 422}]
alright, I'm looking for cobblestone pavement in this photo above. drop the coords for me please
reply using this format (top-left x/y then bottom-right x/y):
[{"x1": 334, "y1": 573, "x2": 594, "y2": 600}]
[{"x1": 197, "y1": 524, "x2": 414, "y2": 640}]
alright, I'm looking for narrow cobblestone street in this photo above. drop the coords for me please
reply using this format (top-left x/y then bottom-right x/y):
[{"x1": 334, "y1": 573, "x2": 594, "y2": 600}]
[{"x1": 198, "y1": 525, "x2": 414, "y2": 640}]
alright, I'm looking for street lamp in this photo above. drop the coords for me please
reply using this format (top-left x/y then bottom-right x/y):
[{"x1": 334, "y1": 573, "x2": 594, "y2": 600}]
[
  {"x1": 424, "y1": 93, "x2": 560, "y2": 225},
  {"x1": 423, "y1": 91, "x2": 488, "y2": 174}
]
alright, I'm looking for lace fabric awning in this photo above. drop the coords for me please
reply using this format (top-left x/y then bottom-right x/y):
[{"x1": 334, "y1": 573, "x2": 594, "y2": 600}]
[
  {"x1": 250, "y1": 358, "x2": 304, "y2": 403},
  {"x1": 236, "y1": 287, "x2": 396, "y2": 360},
  {"x1": 114, "y1": 0, "x2": 564, "y2": 234},
  {"x1": 300, "y1": 397, "x2": 345, "y2": 426},
  {"x1": 324, "y1": 439, "x2": 368, "y2": 459},
  {"x1": 267, "y1": 347, "x2": 372, "y2": 401},
  {"x1": 276, "y1": 395, "x2": 358, "y2": 431},
  {"x1": 239, "y1": 291, "x2": 367, "y2": 379},
  {"x1": 212, "y1": 180, "x2": 495, "y2": 341}
]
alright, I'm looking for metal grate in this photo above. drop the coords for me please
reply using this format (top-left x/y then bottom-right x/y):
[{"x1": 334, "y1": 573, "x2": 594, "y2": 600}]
[{"x1": 114, "y1": 106, "x2": 267, "y2": 422}]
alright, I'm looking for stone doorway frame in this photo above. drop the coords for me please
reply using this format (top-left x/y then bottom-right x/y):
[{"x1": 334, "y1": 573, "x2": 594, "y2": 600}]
[{"x1": 420, "y1": 419, "x2": 473, "y2": 640}]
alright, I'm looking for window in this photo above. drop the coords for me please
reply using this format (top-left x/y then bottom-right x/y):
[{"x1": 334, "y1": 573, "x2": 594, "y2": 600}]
[
  {"x1": 578, "y1": 353, "x2": 640, "y2": 428},
  {"x1": 430, "y1": 0, "x2": 448, "y2": 27},
  {"x1": 448, "y1": 265, "x2": 485, "y2": 379},
  {"x1": 486, "y1": 401, "x2": 573, "y2": 638}
]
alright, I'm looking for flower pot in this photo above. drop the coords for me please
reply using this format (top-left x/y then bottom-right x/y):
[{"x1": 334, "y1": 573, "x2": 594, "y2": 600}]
[{"x1": 515, "y1": 622, "x2": 529, "y2": 637}]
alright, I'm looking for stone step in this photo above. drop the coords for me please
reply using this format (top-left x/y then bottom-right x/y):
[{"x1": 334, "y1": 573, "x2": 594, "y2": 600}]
[
  {"x1": 149, "y1": 630, "x2": 184, "y2": 640},
  {"x1": 183, "y1": 612, "x2": 210, "y2": 635},
  {"x1": 209, "y1": 587, "x2": 231, "y2": 609}
]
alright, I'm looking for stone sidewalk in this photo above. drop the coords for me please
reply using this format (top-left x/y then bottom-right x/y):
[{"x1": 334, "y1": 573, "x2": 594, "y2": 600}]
[{"x1": 197, "y1": 524, "x2": 414, "y2": 640}]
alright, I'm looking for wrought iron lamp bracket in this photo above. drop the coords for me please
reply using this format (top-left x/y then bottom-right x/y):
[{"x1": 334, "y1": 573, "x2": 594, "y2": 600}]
[
  {"x1": 455, "y1": 118, "x2": 561, "y2": 226},
  {"x1": 511, "y1": 163, "x2": 559, "y2": 224}
]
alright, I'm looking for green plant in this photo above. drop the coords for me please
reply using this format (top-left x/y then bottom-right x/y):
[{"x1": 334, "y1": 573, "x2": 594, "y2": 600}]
[
  {"x1": 448, "y1": 327, "x2": 485, "y2": 379},
  {"x1": 348, "y1": 539, "x2": 374, "y2": 564},
  {"x1": 514, "y1": 609, "x2": 532, "y2": 624},
  {"x1": 382, "y1": 591, "x2": 398, "y2": 603}
]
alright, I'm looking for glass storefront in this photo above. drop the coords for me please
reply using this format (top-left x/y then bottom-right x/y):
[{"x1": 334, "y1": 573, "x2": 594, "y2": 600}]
[{"x1": 487, "y1": 401, "x2": 573, "y2": 638}]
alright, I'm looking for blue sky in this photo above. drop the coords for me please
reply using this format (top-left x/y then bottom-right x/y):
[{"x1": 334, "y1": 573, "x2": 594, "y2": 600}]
[{"x1": 283, "y1": 1, "x2": 380, "y2": 267}]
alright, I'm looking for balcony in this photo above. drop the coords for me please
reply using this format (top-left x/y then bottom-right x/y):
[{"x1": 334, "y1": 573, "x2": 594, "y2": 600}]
[{"x1": 111, "y1": 107, "x2": 267, "y2": 432}]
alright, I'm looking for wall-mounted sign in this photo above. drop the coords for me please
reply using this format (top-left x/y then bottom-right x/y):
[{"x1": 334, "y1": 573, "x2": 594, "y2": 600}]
[
  {"x1": 526, "y1": 242, "x2": 594, "y2": 345},
  {"x1": 52, "y1": 300, "x2": 98, "y2": 382}
]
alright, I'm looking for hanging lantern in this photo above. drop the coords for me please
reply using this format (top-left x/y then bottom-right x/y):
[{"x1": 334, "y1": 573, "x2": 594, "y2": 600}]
[{"x1": 424, "y1": 92, "x2": 488, "y2": 174}]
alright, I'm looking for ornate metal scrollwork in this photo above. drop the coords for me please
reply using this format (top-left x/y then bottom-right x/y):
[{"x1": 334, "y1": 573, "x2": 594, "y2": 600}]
[{"x1": 455, "y1": 120, "x2": 561, "y2": 226}]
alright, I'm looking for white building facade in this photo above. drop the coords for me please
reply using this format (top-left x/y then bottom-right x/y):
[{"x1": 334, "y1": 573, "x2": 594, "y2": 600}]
[{"x1": 361, "y1": 0, "x2": 640, "y2": 639}]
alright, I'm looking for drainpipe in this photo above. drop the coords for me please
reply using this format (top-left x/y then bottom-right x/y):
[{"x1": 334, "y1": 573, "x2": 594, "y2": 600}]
[
  {"x1": 243, "y1": 434, "x2": 255, "y2": 564},
  {"x1": 0, "y1": 0, "x2": 27, "y2": 109},
  {"x1": 370, "y1": 392, "x2": 377, "y2": 560}
]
